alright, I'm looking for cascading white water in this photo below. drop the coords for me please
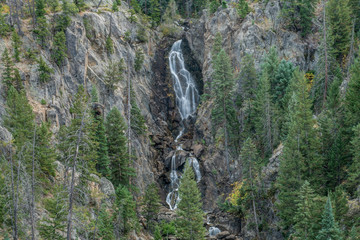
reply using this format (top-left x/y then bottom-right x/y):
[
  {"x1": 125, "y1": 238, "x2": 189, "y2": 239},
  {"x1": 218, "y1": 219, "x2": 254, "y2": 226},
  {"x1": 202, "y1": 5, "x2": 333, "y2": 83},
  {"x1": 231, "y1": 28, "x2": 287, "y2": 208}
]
[
  {"x1": 166, "y1": 40, "x2": 201, "y2": 210},
  {"x1": 209, "y1": 227, "x2": 221, "y2": 236}
]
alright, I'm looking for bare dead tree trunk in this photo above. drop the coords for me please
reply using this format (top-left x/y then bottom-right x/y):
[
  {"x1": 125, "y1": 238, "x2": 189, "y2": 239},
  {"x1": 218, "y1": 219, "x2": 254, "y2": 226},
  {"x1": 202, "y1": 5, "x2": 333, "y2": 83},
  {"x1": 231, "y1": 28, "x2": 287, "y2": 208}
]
[
  {"x1": 67, "y1": 111, "x2": 87, "y2": 240},
  {"x1": 14, "y1": 0, "x2": 23, "y2": 35},
  {"x1": 8, "y1": 0, "x2": 14, "y2": 26},
  {"x1": 249, "y1": 164, "x2": 260, "y2": 239},
  {"x1": 30, "y1": 125, "x2": 36, "y2": 240},
  {"x1": 9, "y1": 148, "x2": 18, "y2": 240},
  {"x1": 96, "y1": 0, "x2": 103, "y2": 9},
  {"x1": 127, "y1": 52, "x2": 132, "y2": 163},
  {"x1": 323, "y1": 0, "x2": 328, "y2": 108},
  {"x1": 27, "y1": 0, "x2": 35, "y2": 25}
]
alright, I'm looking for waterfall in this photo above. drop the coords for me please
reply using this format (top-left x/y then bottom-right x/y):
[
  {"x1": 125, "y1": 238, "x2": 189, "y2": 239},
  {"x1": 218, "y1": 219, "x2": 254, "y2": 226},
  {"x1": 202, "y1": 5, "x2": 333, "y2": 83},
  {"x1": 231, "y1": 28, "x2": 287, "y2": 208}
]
[
  {"x1": 209, "y1": 227, "x2": 221, "y2": 236},
  {"x1": 166, "y1": 40, "x2": 201, "y2": 210}
]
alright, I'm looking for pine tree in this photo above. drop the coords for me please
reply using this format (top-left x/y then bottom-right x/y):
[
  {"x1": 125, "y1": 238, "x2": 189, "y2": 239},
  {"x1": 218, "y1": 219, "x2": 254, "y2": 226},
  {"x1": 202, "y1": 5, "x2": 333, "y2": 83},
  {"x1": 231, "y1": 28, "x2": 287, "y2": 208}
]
[
  {"x1": 106, "y1": 37, "x2": 114, "y2": 54},
  {"x1": 4, "y1": 87, "x2": 35, "y2": 149},
  {"x1": 113, "y1": 185, "x2": 137, "y2": 236},
  {"x1": 263, "y1": 47, "x2": 280, "y2": 99},
  {"x1": 176, "y1": 162, "x2": 206, "y2": 240},
  {"x1": 345, "y1": 53, "x2": 360, "y2": 128},
  {"x1": 38, "y1": 184, "x2": 67, "y2": 240},
  {"x1": 277, "y1": 70, "x2": 323, "y2": 230},
  {"x1": 112, "y1": 1, "x2": 119, "y2": 11},
  {"x1": 154, "y1": 225, "x2": 162, "y2": 240},
  {"x1": 35, "y1": 122, "x2": 56, "y2": 182},
  {"x1": 2, "y1": 49, "x2": 15, "y2": 92},
  {"x1": 97, "y1": 205, "x2": 115, "y2": 240},
  {"x1": 0, "y1": 7, "x2": 10, "y2": 37},
  {"x1": 49, "y1": 0, "x2": 59, "y2": 12},
  {"x1": 12, "y1": 30, "x2": 21, "y2": 62},
  {"x1": 12, "y1": 69, "x2": 23, "y2": 92},
  {"x1": 142, "y1": 183, "x2": 161, "y2": 232},
  {"x1": 130, "y1": 87, "x2": 146, "y2": 135},
  {"x1": 56, "y1": 0, "x2": 72, "y2": 31},
  {"x1": 35, "y1": 0, "x2": 46, "y2": 18},
  {"x1": 330, "y1": 186, "x2": 349, "y2": 223},
  {"x1": 74, "y1": 0, "x2": 86, "y2": 12},
  {"x1": 149, "y1": 0, "x2": 161, "y2": 27},
  {"x1": 135, "y1": 50, "x2": 144, "y2": 72},
  {"x1": 347, "y1": 123, "x2": 360, "y2": 194},
  {"x1": 240, "y1": 138, "x2": 260, "y2": 238},
  {"x1": 38, "y1": 57, "x2": 54, "y2": 83},
  {"x1": 104, "y1": 59, "x2": 125, "y2": 90},
  {"x1": 211, "y1": 49, "x2": 236, "y2": 175},
  {"x1": 316, "y1": 196, "x2": 343, "y2": 240},
  {"x1": 237, "y1": 0, "x2": 250, "y2": 18},
  {"x1": 327, "y1": 0, "x2": 352, "y2": 62},
  {"x1": 281, "y1": 0, "x2": 317, "y2": 37},
  {"x1": 293, "y1": 181, "x2": 323, "y2": 240},
  {"x1": 274, "y1": 59, "x2": 295, "y2": 109},
  {"x1": 94, "y1": 115, "x2": 111, "y2": 178},
  {"x1": 254, "y1": 71, "x2": 277, "y2": 156},
  {"x1": 52, "y1": 31, "x2": 67, "y2": 66},
  {"x1": 34, "y1": 17, "x2": 50, "y2": 47},
  {"x1": 105, "y1": 107, "x2": 135, "y2": 187}
]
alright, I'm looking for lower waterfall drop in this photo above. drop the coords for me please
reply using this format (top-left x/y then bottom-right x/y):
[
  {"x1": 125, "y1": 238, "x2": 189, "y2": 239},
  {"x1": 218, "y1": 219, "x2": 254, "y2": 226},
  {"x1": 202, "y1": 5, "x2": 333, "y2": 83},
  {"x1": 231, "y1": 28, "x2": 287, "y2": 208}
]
[{"x1": 166, "y1": 40, "x2": 201, "y2": 210}]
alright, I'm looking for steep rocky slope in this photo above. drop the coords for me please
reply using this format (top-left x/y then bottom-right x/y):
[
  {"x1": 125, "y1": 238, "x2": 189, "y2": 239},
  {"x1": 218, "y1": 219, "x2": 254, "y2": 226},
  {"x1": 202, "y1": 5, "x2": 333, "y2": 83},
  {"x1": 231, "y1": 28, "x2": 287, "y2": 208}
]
[{"x1": 0, "y1": 0, "x2": 325, "y2": 239}]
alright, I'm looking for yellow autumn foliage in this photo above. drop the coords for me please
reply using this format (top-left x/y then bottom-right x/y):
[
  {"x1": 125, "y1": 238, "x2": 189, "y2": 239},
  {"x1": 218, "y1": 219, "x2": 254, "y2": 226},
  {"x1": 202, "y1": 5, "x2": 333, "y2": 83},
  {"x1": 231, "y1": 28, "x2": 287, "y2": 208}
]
[{"x1": 227, "y1": 181, "x2": 248, "y2": 207}]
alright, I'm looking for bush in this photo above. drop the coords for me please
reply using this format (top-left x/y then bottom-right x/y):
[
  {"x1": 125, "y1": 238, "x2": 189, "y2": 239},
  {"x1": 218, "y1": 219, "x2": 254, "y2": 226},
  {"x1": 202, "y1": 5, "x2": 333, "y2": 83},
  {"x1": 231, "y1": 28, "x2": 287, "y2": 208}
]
[
  {"x1": 41, "y1": 99, "x2": 47, "y2": 105},
  {"x1": 105, "y1": 37, "x2": 114, "y2": 54},
  {"x1": 134, "y1": 50, "x2": 144, "y2": 72},
  {"x1": 136, "y1": 25, "x2": 147, "y2": 43}
]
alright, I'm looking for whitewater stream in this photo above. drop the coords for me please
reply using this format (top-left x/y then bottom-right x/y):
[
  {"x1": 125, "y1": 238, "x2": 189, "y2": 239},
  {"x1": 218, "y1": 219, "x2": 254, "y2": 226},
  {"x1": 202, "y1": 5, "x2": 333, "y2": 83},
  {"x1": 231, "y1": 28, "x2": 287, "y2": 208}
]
[{"x1": 166, "y1": 40, "x2": 201, "y2": 210}]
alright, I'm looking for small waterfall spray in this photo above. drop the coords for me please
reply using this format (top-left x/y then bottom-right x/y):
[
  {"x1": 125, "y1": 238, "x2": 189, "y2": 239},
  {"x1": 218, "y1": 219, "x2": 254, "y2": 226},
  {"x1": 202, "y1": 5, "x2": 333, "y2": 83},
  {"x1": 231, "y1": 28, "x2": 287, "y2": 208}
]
[{"x1": 166, "y1": 40, "x2": 201, "y2": 210}]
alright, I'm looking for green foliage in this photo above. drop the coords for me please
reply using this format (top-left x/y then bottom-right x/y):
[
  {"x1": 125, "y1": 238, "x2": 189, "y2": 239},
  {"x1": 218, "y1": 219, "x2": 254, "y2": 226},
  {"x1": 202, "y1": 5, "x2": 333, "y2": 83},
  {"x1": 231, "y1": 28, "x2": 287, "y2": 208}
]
[
  {"x1": 277, "y1": 69, "x2": 323, "y2": 230},
  {"x1": 4, "y1": 87, "x2": 35, "y2": 148},
  {"x1": 38, "y1": 184, "x2": 67, "y2": 240},
  {"x1": 2, "y1": 49, "x2": 15, "y2": 92},
  {"x1": 209, "y1": 0, "x2": 221, "y2": 14},
  {"x1": 130, "y1": 87, "x2": 146, "y2": 135},
  {"x1": 74, "y1": 0, "x2": 86, "y2": 12},
  {"x1": 35, "y1": 122, "x2": 57, "y2": 181},
  {"x1": 40, "y1": 99, "x2": 46, "y2": 105},
  {"x1": 176, "y1": 162, "x2": 206, "y2": 240},
  {"x1": 91, "y1": 85, "x2": 98, "y2": 102},
  {"x1": 11, "y1": 30, "x2": 21, "y2": 62},
  {"x1": 281, "y1": 0, "x2": 316, "y2": 37},
  {"x1": 48, "y1": 0, "x2": 60, "y2": 12},
  {"x1": 142, "y1": 183, "x2": 161, "y2": 232},
  {"x1": 0, "y1": 8, "x2": 10, "y2": 36},
  {"x1": 154, "y1": 224, "x2": 162, "y2": 240},
  {"x1": 55, "y1": 0, "x2": 72, "y2": 31},
  {"x1": 128, "y1": 9, "x2": 137, "y2": 23},
  {"x1": 34, "y1": 17, "x2": 50, "y2": 46},
  {"x1": 293, "y1": 181, "x2": 324, "y2": 240},
  {"x1": 104, "y1": 59, "x2": 125, "y2": 89},
  {"x1": 327, "y1": 0, "x2": 352, "y2": 62},
  {"x1": 330, "y1": 186, "x2": 349, "y2": 223},
  {"x1": 105, "y1": 108, "x2": 135, "y2": 187},
  {"x1": 237, "y1": 0, "x2": 250, "y2": 18},
  {"x1": 274, "y1": 60, "x2": 294, "y2": 108},
  {"x1": 35, "y1": 0, "x2": 46, "y2": 17},
  {"x1": 316, "y1": 196, "x2": 343, "y2": 240},
  {"x1": 38, "y1": 57, "x2": 54, "y2": 83},
  {"x1": 52, "y1": 31, "x2": 67, "y2": 66},
  {"x1": 94, "y1": 114, "x2": 111, "y2": 178},
  {"x1": 345, "y1": 52, "x2": 360, "y2": 128},
  {"x1": 112, "y1": 1, "x2": 119, "y2": 12},
  {"x1": 149, "y1": 0, "x2": 161, "y2": 27},
  {"x1": 136, "y1": 25, "x2": 148, "y2": 42},
  {"x1": 160, "y1": 220, "x2": 176, "y2": 238},
  {"x1": 135, "y1": 50, "x2": 145, "y2": 72},
  {"x1": 106, "y1": 37, "x2": 114, "y2": 54},
  {"x1": 97, "y1": 205, "x2": 115, "y2": 240},
  {"x1": 113, "y1": 185, "x2": 138, "y2": 236},
  {"x1": 347, "y1": 124, "x2": 360, "y2": 194}
]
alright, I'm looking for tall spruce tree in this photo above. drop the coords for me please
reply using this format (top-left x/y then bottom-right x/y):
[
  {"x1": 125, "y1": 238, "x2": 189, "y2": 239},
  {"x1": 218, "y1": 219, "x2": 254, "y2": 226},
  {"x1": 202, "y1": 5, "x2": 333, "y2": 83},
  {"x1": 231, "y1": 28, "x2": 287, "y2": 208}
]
[
  {"x1": 141, "y1": 183, "x2": 161, "y2": 232},
  {"x1": 277, "y1": 70, "x2": 323, "y2": 230},
  {"x1": 327, "y1": 0, "x2": 352, "y2": 62},
  {"x1": 347, "y1": 123, "x2": 360, "y2": 194},
  {"x1": 293, "y1": 181, "x2": 323, "y2": 240},
  {"x1": 11, "y1": 30, "x2": 21, "y2": 62},
  {"x1": 176, "y1": 162, "x2": 206, "y2": 240},
  {"x1": 240, "y1": 138, "x2": 260, "y2": 238},
  {"x1": 281, "y1": 0, "x2": 317, "y2": 37},
  {"x1": 52, "y1": 31, "x2": 67, "y2": 66},
  {"x1": 316, "y1": 196, "x2": 343, "y2": 240},
  {"x1": 211, "y1": 49, "x2": 236, "y2": 175},
  {"x1": 2, "y1": 49, "x2": 15, "y2": 92},
  {"x1": 96, "y1": 205, "x2": 115, "y2": 240},
  {"x1": 105, "y1": 107, "x2": 135, "y2": 187}
]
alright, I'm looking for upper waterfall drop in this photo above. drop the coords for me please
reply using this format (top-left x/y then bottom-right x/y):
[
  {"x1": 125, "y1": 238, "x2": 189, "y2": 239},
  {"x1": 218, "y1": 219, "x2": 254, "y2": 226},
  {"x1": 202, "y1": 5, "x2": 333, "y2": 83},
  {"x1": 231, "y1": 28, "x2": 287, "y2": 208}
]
[
  {"x1": 169, "y1": 40, "x2": 200, "y2": 120},
  {"x1": 166, "y1": 40, "x2": 201, "y2": 211}
]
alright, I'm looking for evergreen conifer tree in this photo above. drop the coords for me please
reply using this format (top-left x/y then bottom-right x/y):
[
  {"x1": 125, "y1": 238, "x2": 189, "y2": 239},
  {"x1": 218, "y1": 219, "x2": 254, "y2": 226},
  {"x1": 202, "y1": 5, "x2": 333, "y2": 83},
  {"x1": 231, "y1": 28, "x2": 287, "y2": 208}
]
[
  {"x1": 316, "y1": 196, "x2": 343, "y2": 240},
  {"x1": 52, "y1": 31, "x2": 67, "y2": 66},
  {"x1": 211, "y1": 49, "x2": 236, "y2": 175},
  {"x1": 176, "y1": 162, "x2": 206, "y2": 240},
  {"x1": 104, "y1": 59, "x2": 125, "y2": 90},
  {"x1": 327, "y1": 0, "x2": 352, "y2": 62},
  {"x1": 105, "y1": 107, "x2": 135, "y2": 187},
  {"x1": 38, "y1": 184, "x2": 67, "y2": 240},
  {"x1": 0, "y1": 8, "x2": 9, "y2": 37},
  {"x1": 240, "y1": 138, "x2": 260, "y2": 238},
  {"x1": 97, "y1": 205, "x2": 115, "y2": 240},
  {"x1": 34, "y1": 17, "x2": 50, "y2": 47},
  {"x1": 94, "y1": 115, "x2": 111, "y2": 178},
  {"x1": 38, "y1": 57, "x2": 54, "y2": 83},
  {"x1": 2, "y1": 49, "x2": 15, "y2": 92},
  {"x1": 347, "y1": 123, "x2": 360, "y2": 194},
  {"x1": 11, "y1": 30, "x2": 21, "y2": 62},
  {"x1": 142, "y1": 183, "x2": 161, "y2": 232},
  {"x1": 113, "y1": 185, "x2": 137, "y2": 236},
  {"x1": 130, "y1": 87, "x2": 146, "y2": 135},
  {"x1": 277, "y1": 70, "x2": 323, "y2": 230},
  {"x1": 293, "y1": 181, "x2": 323, "y2": 240},
  {"x1": 237, "y1": 0, "x2": 250, "y2": 18},
  {"x1": 35, "y1": 0, "x2": 46, "y2": 18}
]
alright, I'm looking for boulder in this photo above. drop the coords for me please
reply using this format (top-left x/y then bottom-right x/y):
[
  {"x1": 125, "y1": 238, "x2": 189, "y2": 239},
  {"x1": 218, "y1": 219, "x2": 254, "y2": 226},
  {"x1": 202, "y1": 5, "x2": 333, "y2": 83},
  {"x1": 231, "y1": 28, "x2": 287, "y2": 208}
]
[{"x1": 216, "y1": 231, "x2": 231, "y2": 239}]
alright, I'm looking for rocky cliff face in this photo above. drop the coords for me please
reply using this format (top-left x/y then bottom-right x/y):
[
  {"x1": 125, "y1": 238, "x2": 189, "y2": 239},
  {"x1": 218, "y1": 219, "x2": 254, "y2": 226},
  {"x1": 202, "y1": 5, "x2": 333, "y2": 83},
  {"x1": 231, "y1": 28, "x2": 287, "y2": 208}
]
[{"x1": 0, "y1": 0, "x2": 321, "y2": 239}]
